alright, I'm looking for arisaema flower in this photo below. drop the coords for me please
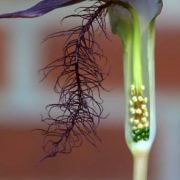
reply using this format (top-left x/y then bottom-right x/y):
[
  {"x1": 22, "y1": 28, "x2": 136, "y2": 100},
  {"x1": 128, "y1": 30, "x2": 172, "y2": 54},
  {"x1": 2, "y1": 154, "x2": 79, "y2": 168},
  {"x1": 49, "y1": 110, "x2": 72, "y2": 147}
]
[
  {"x1": 109, "y1": 0, "x2": 163, "y2": 152},
  {"x1": 0, "y1": 0, "x2": 163, "y2": 179},
  {"x1": 109, "y1": 1, "x2": 162, "y2": 179}
]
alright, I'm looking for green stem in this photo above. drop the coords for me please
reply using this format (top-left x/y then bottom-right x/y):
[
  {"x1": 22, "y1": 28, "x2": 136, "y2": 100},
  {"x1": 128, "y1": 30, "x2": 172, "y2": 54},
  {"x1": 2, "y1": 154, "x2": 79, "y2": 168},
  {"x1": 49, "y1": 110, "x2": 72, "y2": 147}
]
[
  {"x1": 133, "y1": 151, "x2": 149, "y2": 180},
  {"x1": 129, "y1": 8, "x2": 142, "y2": 90},
  {"x1": 115, "y1": 2, "x2": 143, "y2": 90}
]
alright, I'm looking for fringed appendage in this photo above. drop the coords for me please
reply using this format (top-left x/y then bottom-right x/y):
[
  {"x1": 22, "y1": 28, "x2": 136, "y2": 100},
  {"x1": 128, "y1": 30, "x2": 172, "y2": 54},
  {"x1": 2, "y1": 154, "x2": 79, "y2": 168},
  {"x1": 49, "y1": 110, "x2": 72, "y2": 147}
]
[{"x1": 39, "y1": 1, "x2": 114, "y2": 160}]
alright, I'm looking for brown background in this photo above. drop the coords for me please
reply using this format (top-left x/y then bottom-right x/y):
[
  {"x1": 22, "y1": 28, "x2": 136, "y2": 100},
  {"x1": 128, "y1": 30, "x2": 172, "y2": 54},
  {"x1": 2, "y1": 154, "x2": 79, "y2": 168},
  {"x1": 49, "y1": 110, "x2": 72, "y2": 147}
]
[{"x1": 0, "y1": 28, "x2": 180, "y2": 179}]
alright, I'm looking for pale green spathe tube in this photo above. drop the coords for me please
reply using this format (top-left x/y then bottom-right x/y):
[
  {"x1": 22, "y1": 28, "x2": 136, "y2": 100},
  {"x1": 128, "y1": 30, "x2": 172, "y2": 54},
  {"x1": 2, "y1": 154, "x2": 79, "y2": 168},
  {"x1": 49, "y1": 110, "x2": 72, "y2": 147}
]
[
  {"x1": 109, "y1": 1, "x2": 162, "y2": 179},
  {"x1": 109, "y1": 0, "x2": 162, "y2": 152}
]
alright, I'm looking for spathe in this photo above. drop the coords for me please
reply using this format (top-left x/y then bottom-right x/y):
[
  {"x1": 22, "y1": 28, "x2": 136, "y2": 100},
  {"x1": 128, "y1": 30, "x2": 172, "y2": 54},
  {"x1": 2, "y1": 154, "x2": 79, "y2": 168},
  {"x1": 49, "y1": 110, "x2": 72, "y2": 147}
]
[{"x1": 0, "y1": 0, "x2": 84, "y2": 18}]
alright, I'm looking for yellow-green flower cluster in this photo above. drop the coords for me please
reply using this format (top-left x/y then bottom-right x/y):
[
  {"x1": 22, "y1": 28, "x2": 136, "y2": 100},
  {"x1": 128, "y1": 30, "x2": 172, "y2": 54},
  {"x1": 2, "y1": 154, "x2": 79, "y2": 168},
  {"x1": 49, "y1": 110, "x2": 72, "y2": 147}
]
[{"x1": 129, "y1": 85, "x2": 149, "y2": 142}]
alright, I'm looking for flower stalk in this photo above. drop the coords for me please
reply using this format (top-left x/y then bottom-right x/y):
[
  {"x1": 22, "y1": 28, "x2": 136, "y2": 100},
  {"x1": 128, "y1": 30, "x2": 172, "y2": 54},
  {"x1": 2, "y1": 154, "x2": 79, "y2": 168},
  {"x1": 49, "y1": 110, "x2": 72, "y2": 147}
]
[{"x1": 133, "y1": 150, "x2": 149, "y2": 180}]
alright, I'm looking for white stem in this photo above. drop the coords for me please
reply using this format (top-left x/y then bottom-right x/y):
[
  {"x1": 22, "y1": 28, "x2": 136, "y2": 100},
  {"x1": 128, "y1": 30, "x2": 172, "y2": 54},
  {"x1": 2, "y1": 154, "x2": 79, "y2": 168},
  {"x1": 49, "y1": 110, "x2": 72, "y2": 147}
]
[{"x1": 133, "y1": 151, "x2": 149, "y2": 180}]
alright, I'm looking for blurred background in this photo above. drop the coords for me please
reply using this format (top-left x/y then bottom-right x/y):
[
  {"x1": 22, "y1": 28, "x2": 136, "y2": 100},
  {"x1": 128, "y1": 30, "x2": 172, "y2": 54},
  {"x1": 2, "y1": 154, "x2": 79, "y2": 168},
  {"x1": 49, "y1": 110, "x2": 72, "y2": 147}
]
[{"x1": 0, "y1": 0, "x2": 180, "y2": 179}]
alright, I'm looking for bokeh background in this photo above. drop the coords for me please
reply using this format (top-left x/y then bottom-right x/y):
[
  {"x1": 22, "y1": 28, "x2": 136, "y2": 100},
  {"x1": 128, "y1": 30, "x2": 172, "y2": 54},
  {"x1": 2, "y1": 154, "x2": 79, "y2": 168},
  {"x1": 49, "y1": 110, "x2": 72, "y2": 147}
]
[{"x1": 0, "y1": 0, "x2": 180, "y2": 179}]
